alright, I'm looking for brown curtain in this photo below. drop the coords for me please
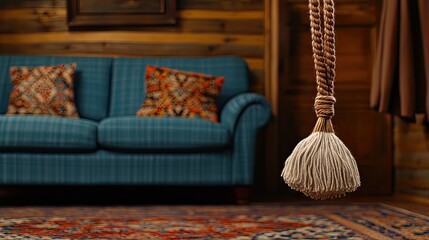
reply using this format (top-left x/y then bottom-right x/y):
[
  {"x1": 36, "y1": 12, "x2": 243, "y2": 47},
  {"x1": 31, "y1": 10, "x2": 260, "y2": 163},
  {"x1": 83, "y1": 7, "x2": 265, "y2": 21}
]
[{"x1": 370, "y1": 0, "x2": 429, "y2": 122}]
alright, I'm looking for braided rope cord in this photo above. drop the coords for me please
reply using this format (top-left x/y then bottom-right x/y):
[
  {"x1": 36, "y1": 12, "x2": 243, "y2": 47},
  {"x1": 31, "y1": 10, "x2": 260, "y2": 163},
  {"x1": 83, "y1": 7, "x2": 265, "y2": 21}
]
[{"x1": 309, "y1": 0, "x2": 336, "y2": 121}]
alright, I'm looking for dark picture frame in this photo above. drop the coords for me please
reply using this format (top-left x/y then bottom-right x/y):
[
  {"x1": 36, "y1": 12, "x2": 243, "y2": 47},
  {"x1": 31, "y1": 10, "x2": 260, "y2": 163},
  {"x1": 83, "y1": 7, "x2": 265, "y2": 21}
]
[{"x1": 67, "y1": 0, "x2": 176, "y2": 27}]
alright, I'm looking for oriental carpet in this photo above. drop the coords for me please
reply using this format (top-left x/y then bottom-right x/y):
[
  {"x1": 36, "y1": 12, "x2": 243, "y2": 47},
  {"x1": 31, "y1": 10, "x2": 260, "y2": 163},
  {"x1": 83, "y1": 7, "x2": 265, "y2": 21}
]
[{"x1": 0, "y1": 203, "x2": 427, "y2": 239}]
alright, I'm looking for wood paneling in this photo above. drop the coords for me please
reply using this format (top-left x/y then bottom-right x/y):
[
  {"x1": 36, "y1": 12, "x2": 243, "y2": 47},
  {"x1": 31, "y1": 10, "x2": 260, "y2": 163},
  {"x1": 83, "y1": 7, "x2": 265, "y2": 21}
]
[
  {"x1": 288, "y1": 27, "x2": 373, "y2": 86},
  {"x1": 278, "y1": 0, "x2": 392, "y2": 195},
  {"x1": 0, "y1": 0, "x2": 264, "y2": 10},
  {"x1": 0, "y1": 1, "x2": 66, "y2": 8},
  {"x1": 0, "y1": 8, "x2": 67, "y2": 32},
  {"x1": 285, "y1": 0, "x2": 377, "y2": 26},
  {"x1": 0, "y1": 9, "x2": 264, "y2": 34},
  {"x1": 395, "y1": 117, "x2": 429, "y2": 197},
  {"x1": 178, "y1": 10, "x2": 264, "y2": 19},
  {"x1": 0, "y1": 0, "x2": 266, "y2": 93},
  {"x1": 0, "y1": 32, "x2": 264, "y2": 45},
  {"x1": 397, "y1": 169, "x2": 429, "y2": 190},
  {"x1": 0, "y1": 43, "x2": 263, "y2": 58}
]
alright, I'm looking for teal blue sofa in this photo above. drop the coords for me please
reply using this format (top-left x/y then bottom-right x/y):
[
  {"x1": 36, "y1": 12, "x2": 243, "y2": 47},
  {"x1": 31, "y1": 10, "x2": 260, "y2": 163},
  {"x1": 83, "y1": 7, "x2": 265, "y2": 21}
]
[{"x1": 0, "y1": 55, "x2": 270, "y2": 189}]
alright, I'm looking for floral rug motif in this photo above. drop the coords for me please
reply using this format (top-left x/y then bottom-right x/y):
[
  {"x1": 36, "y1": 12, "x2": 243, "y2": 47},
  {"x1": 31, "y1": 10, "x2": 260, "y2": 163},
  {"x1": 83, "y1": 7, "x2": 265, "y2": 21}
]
[{"x1": 0, "y1": 203, "x2": 427, "y2": 239}]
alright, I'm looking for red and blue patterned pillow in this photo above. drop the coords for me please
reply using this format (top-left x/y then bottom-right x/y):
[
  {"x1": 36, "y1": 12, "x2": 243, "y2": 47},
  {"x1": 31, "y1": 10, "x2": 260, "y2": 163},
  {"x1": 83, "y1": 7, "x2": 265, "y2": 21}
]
[
  {"x1": 7, "y1": 63, "x2": 79, "y2": 118},
  {"x1": 136, "y1": 65, "x2": 224, "y2": 122}
]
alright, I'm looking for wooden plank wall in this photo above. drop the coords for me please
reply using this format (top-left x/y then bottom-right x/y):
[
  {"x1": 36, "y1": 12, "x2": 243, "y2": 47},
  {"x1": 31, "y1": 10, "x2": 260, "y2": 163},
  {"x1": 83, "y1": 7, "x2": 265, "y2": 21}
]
[
  {"x1": 0, "y1": 0, "x2": 266, "y2": 95},
  {"x1": 395, "y1": 118, "x2": 429, "y2": 197}
]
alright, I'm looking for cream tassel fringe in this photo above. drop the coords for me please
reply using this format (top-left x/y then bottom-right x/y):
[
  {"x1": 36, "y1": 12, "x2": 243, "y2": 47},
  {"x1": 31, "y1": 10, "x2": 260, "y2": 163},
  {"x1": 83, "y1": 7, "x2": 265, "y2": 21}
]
[{"x1": 281, "y1": 130, "x2": 360, "y2": 200}]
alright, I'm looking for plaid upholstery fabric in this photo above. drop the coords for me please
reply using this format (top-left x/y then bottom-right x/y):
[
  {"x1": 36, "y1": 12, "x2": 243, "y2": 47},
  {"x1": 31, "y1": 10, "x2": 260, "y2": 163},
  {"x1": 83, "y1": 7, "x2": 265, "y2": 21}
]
[
  {"x1": 0, "y1": 116, "x2": 97, "y2": 150},
  {"x1": 221, "y1": 93, "x2": 271, "y2": 133},
  {"x1": 220, "y1": 93, "x2": 271, "y2": 184},
  {"x1": 0, "y1": 56, "x2": 11, "y2": 114},
  {"x1": 98, "y1": 117, "x2": 231, "y2": 150},
  {"x1": 109, "y1": 56, "x2": 248, "y2": 117},
  {"x1": 0, "y1": 151, "x2": 231, "y2": 185},
  {"x1": 232, "y1": 105, "x2": 271, "y2": 184},
  {"x1": 0, "y1": 56, "x2": 112, "y2": 121}
]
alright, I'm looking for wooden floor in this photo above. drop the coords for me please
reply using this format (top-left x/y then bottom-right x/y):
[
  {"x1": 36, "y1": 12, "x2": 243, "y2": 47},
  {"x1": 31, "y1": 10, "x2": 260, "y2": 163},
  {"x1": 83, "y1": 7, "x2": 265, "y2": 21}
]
[
  {"x1": 369, "y1": 194, "x2": 429, "y2": 216},
  {"x1": 259, "y1": 193, "x2": 429, "y2": 216},
  {"x1": 0, "y1": 186, "x2": 428, "y2": 216}
]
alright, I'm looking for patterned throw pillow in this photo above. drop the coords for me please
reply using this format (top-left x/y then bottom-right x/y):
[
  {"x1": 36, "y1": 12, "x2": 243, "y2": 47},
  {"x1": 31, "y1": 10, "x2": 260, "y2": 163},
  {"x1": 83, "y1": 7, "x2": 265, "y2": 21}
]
[
  {"x1": 7, "y1": 63, "x2": 79, "y2": 118},
  {"x1": 136, "y1": 65, "x2": 224, "y2": 122}
]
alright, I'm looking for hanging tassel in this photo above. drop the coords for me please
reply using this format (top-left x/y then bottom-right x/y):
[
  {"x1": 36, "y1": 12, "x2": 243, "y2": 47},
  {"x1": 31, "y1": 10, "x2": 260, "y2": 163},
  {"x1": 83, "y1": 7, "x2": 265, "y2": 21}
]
[
  {"x1": 281, "y1": 118, "x2": 361, "y2": 200},
  {"x1": 281, "y1": 0, "x2": 360, "y2": 200}
]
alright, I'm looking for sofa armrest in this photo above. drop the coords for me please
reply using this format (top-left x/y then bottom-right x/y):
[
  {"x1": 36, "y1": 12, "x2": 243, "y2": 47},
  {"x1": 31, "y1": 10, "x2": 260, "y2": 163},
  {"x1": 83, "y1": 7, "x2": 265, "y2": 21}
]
[
  {"x1": 220, "y1": 93, "x2": 271, "y2": 185},
  {"x1": 220, "y1": 93, "x2": 271, "y2": 133}
]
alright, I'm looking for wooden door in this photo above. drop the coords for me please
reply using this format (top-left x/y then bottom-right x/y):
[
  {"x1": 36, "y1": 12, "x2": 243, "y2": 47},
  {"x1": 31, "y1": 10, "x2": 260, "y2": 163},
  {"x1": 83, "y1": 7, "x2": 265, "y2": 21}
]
[{"x1": 278, "y1": 0, "x2": 392, "y2": 195}]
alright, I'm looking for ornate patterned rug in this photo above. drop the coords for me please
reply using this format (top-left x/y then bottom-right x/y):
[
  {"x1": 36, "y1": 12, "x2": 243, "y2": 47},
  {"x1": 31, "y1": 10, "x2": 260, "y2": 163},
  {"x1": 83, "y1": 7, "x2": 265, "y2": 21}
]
[{"x1": 0, "y1": 203, "x2": 427, "y2": 239}]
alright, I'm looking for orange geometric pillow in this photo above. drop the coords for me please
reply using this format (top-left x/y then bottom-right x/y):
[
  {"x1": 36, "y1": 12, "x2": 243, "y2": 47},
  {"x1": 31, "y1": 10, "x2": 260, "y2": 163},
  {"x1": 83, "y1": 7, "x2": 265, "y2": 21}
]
[
  {"x1": 136, "y1": 65, "x2": 224, "y2": 122},
  {"x1": 7, "y1": 63, "x2": 79, "y2": 118}
]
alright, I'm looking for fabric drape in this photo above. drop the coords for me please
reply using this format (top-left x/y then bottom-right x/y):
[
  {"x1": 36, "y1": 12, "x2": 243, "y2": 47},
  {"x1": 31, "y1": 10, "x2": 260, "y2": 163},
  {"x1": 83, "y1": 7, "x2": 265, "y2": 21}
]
[{"x1": 370, "y1": 0, "x2": 429, "y2": 122}]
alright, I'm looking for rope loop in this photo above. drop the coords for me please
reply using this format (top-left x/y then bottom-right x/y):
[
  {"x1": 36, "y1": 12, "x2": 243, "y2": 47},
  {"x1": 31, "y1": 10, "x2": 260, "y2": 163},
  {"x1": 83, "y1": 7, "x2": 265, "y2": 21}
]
[{"x1": 314, "y1": 95, "x2": 336, "y2": 118}]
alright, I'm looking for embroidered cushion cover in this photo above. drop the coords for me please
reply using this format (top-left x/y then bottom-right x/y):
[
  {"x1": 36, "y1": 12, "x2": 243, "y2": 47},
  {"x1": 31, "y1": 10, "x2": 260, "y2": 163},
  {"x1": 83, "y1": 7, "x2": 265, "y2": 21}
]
[
  {"x1": 136, "y1": 65, "x2": 224, "y2": 122},
  {"x1": 7, "y1": 63, "x2": 79, "y2": 118}
]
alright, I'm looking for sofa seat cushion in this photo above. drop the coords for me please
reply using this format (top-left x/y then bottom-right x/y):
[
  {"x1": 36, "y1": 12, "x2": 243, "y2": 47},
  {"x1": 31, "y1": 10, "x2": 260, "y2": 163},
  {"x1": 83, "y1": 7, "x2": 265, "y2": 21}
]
[
  {"x1": 98, "y1": 117, "x2": 231, "y2": 151},
  {"x1": 0, "y1": 116, "x2": 97, "y2": 151}
]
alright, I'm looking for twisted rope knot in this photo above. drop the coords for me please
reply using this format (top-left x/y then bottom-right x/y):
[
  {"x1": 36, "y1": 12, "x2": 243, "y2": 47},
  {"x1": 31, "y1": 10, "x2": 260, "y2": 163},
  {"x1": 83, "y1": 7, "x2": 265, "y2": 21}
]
[{"x1": 314, "y1": 95, "x2": 336, "y2": 118}]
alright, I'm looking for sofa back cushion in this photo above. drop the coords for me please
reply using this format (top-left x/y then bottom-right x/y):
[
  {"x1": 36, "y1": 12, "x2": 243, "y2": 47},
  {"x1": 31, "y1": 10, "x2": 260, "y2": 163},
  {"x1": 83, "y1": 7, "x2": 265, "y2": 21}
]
[
  {"x1": 109, "y1": 56, "x2": 249, "y2": 117},
  {"x1": 0, "y1": 56, "x2": 112, "y2": 121}
]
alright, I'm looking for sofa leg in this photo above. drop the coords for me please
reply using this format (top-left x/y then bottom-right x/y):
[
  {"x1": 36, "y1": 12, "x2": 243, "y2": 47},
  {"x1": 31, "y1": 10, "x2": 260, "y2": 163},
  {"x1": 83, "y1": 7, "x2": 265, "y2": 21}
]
[{"x1": 235, "y1": 186, "x2": 250, "y2": 204}]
